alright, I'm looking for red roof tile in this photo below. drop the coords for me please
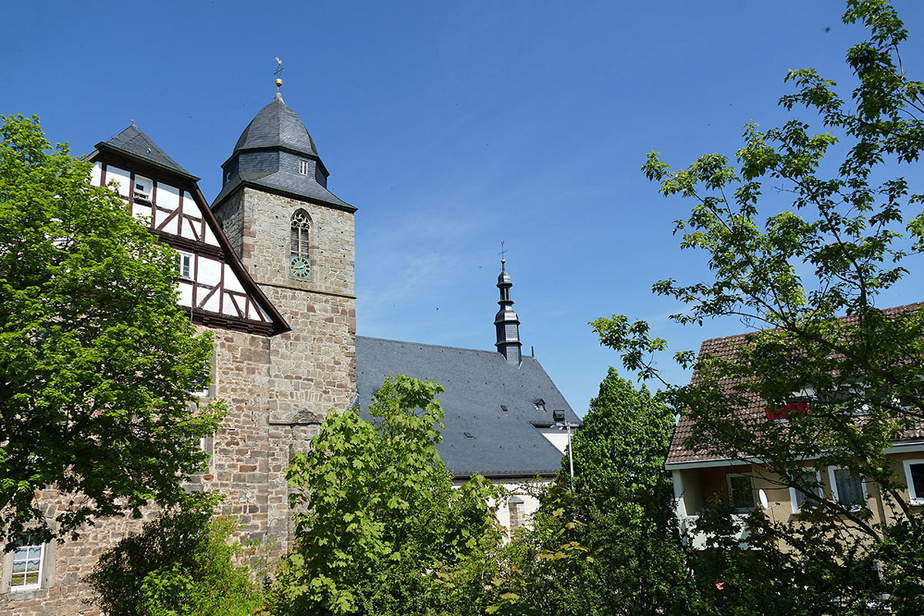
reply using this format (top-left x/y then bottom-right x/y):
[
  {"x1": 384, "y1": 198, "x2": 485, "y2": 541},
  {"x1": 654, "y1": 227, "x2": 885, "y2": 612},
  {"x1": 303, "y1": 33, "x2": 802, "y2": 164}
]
[{"x1": 666, "y1": 302, "x2": 924, "y2": 466}]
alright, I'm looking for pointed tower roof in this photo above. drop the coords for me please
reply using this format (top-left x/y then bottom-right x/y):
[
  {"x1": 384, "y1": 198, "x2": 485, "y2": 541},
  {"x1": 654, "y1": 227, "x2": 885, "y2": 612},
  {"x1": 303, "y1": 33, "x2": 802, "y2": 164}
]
[
  {"x1": 95, "y1": 125, "x2": 199, "y2": 181},
  {"x1": 233, "y1": 91, "x2": 319, "y2": 157},
  {"x1": 213, "y1": 91, "x2": 354, "y2": 212},
  {"x1": 495, "y1": 259, "x2": 522, "y2": 366}
]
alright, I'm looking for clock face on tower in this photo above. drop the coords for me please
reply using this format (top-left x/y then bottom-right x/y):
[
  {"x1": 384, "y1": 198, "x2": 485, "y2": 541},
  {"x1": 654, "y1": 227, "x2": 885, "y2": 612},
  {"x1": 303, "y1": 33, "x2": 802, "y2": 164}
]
[{"x1": 290, "y1": 255, "x2": 311, "y2": 280}]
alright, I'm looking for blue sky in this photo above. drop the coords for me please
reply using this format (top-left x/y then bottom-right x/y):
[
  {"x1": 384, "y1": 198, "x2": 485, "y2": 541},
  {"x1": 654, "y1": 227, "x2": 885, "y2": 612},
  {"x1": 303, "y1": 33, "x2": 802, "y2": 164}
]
[{"x1": 3, "y1": 1, "x2": 923, "y2": 414}]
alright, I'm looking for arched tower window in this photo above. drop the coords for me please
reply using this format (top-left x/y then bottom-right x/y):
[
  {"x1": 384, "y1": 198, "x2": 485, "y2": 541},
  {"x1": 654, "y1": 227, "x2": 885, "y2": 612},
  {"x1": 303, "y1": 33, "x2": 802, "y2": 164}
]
[{"x1": 290, "y1": 209, "x2": 311, "y2": 280}]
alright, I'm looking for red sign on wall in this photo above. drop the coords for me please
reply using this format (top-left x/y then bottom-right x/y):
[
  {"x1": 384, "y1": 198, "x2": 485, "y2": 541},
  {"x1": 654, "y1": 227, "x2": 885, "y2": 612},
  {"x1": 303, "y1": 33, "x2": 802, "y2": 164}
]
[{"x1": 764, "y1": 402, "x2": 809, "y2": 421}]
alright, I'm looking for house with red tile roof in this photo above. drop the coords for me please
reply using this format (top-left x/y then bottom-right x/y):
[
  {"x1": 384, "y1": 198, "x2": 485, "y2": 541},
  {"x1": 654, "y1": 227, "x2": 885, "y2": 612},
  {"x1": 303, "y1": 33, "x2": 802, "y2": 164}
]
[{"x1": 666, "y1": 303, "x2": 924, "y2": 547}]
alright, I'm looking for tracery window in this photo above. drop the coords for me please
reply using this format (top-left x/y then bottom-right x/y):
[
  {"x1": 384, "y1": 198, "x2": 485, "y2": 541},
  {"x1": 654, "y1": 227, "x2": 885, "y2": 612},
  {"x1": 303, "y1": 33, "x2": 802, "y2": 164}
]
[{"x1": 290, "y1": 209, "x2": 311, "y2": 280}]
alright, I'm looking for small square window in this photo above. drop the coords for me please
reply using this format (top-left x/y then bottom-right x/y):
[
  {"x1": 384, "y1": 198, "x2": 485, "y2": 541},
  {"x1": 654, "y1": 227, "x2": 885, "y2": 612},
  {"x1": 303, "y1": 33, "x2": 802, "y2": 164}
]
[
  {"x1": 133, "y1": 176, "x2": 153, "y2": 203},
  {"x1": 175, "y1": 252, "x2": 192, "y2": 279},
  {"x1": 903, "y1": 460, "x2": 924, "y2": 504},
  {"x1": 298, "y1": 159, "x2": 310, "y2": 175},
  {"x1": 10, "y1": 540, "x2": 44, "y2": 592},
  {"x1": 726, "y1": 473, "x2": 755, "y2": 512}
]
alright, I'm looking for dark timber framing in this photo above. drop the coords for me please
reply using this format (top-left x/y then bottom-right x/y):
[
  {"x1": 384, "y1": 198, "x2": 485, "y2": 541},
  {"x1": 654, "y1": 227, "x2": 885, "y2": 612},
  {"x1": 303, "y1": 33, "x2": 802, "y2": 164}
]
[{"x1": 87, "y1": 145, "x2": 291, "y2": 337}]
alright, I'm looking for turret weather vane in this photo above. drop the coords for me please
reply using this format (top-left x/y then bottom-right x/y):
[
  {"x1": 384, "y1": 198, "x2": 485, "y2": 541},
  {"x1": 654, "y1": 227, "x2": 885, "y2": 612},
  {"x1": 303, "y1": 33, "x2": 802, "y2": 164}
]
[{"x1": 275, "y1": 57, "x2": 284, "y2": 88}]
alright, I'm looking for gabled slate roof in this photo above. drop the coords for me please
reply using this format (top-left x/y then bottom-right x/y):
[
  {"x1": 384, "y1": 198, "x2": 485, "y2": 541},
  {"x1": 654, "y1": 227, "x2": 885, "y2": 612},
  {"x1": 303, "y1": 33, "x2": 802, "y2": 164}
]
[
  {"x1": 96, "y1": 125, "x2": 199, "y2": 181},
  {"x1": 356, "y1": 336, "x2": 581, "y2": 479}
]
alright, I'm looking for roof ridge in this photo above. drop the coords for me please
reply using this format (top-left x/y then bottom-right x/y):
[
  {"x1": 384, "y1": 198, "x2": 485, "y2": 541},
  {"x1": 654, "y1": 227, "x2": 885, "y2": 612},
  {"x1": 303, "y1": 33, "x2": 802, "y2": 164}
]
[
  {"x1": 357, "y1": 334, "x2": 538, "y2": 359},
  {"x1": 696, "y1": 302, "x2": 924, "y2": 351}
]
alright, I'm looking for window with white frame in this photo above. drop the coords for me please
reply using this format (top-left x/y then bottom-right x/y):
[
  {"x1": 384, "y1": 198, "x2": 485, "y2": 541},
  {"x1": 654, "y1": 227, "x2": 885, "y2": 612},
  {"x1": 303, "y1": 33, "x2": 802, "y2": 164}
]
[
  {"x1": 789, "y1": 469, "x2": 823, "y2": 514},
  {"x1": 726, "y1": 473, "x2": 755, "y2": 512},
  {"x1": 828, "y1": 467, "x2": 868, "y2": 509},
  {"x1": 9, "y1": 539, "x2": 44, "y2": 591},
  {"x1": 298, "y1": 159, "x2": 310, "y2": 175},
  {"x1": 175, "y1": 251, "x2": 192, "y2": 280},
  {"x1": 133, "y1": 175, "x2": 153, "y2": 203},
  {"x1": 902, "y1": 459, "x2": 924, "y2": 504}
]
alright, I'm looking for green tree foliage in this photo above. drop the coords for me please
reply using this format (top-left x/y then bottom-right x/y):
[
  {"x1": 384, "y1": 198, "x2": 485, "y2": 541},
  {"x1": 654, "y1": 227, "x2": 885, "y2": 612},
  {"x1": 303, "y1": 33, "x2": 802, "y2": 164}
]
[
  {"x1": 592, "y1": 1, "x2": 924, "y2": 612},
  {"x1": 571, "y1": 368, "x2": 674, "y2": 504},
  {"x1": 486, "y1": 481, "x2": 590, "y2": 616},
  {"x1": 86, "y1": 499, "x2": 264, "y2": 616},
  {"x1": 268, "y1": 376, "x2": 503, "y2": 616},
  {"x1": 494, "y1": 370, "x2": 691, "y2": 616},
  {"x1": 0, "y1": 115, "x2": 221, "y2": 545},
  {"x1": 568, "y1": 369, "x2": 689, "y2": 615}
]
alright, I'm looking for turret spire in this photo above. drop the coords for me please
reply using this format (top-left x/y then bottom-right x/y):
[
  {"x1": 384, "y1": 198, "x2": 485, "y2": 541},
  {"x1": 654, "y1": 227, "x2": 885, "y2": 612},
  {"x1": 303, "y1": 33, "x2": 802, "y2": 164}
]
[{"x1": 495, "y1": 257, "x2": 522, "y2": 365}]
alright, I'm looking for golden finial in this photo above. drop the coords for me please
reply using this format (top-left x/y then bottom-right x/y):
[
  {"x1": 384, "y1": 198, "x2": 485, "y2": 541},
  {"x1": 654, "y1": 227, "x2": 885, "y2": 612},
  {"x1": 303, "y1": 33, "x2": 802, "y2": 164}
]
[{"x1": 275, "y1": 57, "x2": 284, "y2": 88}]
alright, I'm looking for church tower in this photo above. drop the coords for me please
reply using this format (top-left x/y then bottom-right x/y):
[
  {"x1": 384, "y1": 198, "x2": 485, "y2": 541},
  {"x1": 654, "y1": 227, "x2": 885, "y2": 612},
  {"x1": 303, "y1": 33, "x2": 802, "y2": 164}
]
[{"x1": 211, "y1": 87, "x2": 357, "y2": 423}]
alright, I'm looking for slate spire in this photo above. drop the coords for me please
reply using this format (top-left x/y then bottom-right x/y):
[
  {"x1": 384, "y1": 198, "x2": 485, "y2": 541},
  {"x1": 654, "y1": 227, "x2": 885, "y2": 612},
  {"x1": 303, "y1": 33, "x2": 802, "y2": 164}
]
[{"x1": 495, "y1": 259, "x2": 522, "y2": 365}]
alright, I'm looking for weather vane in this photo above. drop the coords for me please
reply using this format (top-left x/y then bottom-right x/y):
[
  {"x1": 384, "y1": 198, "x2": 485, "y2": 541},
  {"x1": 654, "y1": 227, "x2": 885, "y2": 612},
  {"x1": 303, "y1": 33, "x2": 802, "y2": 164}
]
[
  {"x1": 275, "y1": 57, "x2": 284, "y2": 88},
  {"x1": 499, "y1": 241, "x2": 508, "y2": 264}
]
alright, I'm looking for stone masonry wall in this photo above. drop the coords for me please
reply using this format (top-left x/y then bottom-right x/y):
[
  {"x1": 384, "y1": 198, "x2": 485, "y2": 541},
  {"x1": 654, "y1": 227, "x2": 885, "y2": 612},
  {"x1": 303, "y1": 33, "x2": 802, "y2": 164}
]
[
  {"x1": 215, "y1": 188, "x2": 245, "y2": 258},
  {"x1": 3, "y1": 301, "x2": 351, "y2": 613},
  {"x1": 239, "y1": 187, "x2": 355, "y2": 298},
  {"x1": 6, "y1": 185, "x2": 356, "y2": 614},
  {"x1": 238, "y1": 187, "x2": 357, "y2": 420},
  {"x1": 0, "y1": 327, "x2": 312, "y2": 615}
]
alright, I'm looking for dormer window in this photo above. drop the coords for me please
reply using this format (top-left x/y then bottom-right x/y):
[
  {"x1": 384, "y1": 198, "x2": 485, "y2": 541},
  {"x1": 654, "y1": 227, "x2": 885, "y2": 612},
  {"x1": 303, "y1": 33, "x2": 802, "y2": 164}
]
[
  {"x1": 534, "y1": 399, "x2": 546, "y2": 413},
  {"x1": 134, "y1": 176, "x2": 153, "y2": 203},
  {"x1": 298, "y1": 159, "x2": 310, "y2": 175}
]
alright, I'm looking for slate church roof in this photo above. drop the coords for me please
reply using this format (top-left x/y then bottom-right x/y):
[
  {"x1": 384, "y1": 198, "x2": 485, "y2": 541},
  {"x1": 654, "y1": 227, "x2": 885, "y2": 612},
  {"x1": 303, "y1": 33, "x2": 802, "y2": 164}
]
[{"x1": 356, "y1": 336, "x2": 581, "y2": 479}]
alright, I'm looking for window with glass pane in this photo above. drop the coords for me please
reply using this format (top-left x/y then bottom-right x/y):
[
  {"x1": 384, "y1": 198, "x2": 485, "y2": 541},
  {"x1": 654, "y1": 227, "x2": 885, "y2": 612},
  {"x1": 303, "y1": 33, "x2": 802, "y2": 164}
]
[
  {"x1": 833, "y1": 468, "x2": 865, "y2": 506},
  {"x1": 904, "y1": 461, "x2": 924, "y2": 503},
  {"x1": 175, "y1": 252, "x2": 192, "y2": 279},
  {"x1": 10, "y1": 541, "x2": 43, "y2": 591},
  {"x1": 790, "y1": 470, "x2": 822, "y2": 513},
  {"x1": 727, "y1": 474, "x2": 755, "y2": 511}
]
